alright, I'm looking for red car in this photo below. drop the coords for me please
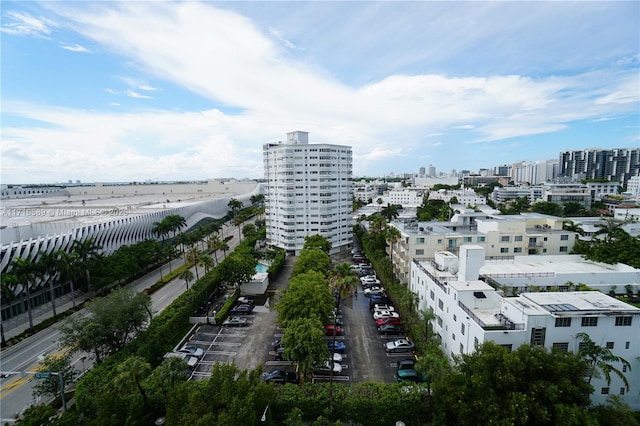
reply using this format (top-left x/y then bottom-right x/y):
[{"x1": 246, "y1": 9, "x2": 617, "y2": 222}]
[
  {"x1": 325, "y1": 324, "x2": 343, "y2": 336},
  {"x1": 376, "y1": 317, "x2": 401, "y2": 327}
]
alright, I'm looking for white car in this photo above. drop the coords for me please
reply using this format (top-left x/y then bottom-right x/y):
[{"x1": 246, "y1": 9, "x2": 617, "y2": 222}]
[
  {"x1": 373, "y1": 309, "x2": 400, "y2": 320},
  {"x1": 364, "y1": 286, "x2": 385, "y2": 295},
  {"x1": 374, "y1": 304, "x2": 395, "y2": 312},
  {"x1": 177, "y1": 345, "x2": 204, "y2": 358},
  {"x1": 223, "y1": 316, "x2": 248, "y2": 326},
  {"x1": 361, "y1": 275, "x2": 378, "y2": 283},
  {"x1": 313, "y1": 360, "x2": 343, "y2": 375},
  {"x1": 164, "y1": 352, "x2": 198, "y2": 368}
]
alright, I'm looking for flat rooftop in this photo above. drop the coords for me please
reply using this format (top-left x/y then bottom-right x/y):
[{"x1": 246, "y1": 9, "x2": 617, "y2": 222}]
[
  {"x1": 481, "y1": 255, "x2": 639, "y2": 276},
  {"x1": 521, "y1": 291, "x2": 640, "y2": 314}
]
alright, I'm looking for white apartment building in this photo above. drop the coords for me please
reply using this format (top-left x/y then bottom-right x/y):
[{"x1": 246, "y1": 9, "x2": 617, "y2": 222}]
[
  {"x1": 542, "y1": 182, "x2": 592, "y2": 209},
  {"x1": 626, "y1": 176, "x2": 640, "y2": 197},
  {"x1": 429, "y1": 188, "x2": 486, "y2": 206},
  {"x1": 480, "y1": 255, "x2": 640, "y2": 295},
  {"x1": 585, "y1": 181, "x2": 620, "y2": 202},
  {"x1": 411, "y1": 246, "x2": 640, "y2": 409},
  {"x1": 353, "y1": 181, "x2": 380, "y2": 203},
  {"x1": 510, "y1": 159, "x2": 558, "y2": 185},
  {"x1": 389, "y1": 212, "x2": 577, "y2": 285},
  {"x1": 491, "y1": 186, "x2": 544, "y2": 204},
  {"x1": 387, "y1": 188, "x2": 426, "y2": 207},
  {"x1": 263, "y1": 131, "x2": 353, "y2": 255}
]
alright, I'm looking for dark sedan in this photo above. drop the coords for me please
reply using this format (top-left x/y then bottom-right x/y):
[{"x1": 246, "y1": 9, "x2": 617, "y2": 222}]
[
  {"x1": 327, "y1": 340, "x2": 346, "y2": 354},
  {"x1": 262, "y1": 370, "x2": 299, "y2": 384},
  {"x1": 377, "y1": 324, "x2": 404, "y2": 335},
  {"x1": 229, "y1": 304, "x2": 255, "y2": 315}
]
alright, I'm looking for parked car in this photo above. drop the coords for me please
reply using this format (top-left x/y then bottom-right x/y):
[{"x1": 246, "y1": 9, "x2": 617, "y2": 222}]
[
  {"x1": 378, "y1": 324, "x2": 404, "y2": 335},
  {"x1": 164, "y1": 352, "x2": 198, "y2": 368},
  {"x1": 262, "y1": 370, "x2": 300, "y2": 384},
  {"x1": 271, "y1": 339, "x2": 282, "y2": 350},
  {"x1": 238, "y1": 296, "x2": 255, "y2": 305},
  {"x1": 223, "y1": 316, "x2": 248, "y2": 326},
  {"x1": 177, "y1": 345, "x2": 204, "y2": 358},
  {"x1": 327, "y1": 340, "x2": 346, "y2": 353},
  {"x1": 395, "y1": 368, "x2": 425, "y2": 383},
  {"x1": 369, "y1": 296, "x2": 392, "y2": 309},
  {"x1": 373, "y1": 310, "x2": 400, "y2": 320},
  {"x1": 229, "y1": 304, "x2": 255, "y2": 314},
  {"x1": 396, "y1": 358, "x2": 416, "y2": 371},
  {"x1": 364, "y1": 286, "x2": 385, "y2": 296},
  {"x1": 384, "y1": 339, "x2": 415, "y2": 353},
  {"x1": 325, "y1": 324, "x2": 343, "y2": 336},
  {"x1": 376, "y1": 317, "x2": 401, "y2": 326},
  {"x1": 373, "y1": 304, "x2": 395, "y2": 312},
  {"x1": 327, "y1": 315, "x2": 344, "y2": 326},
  {"x1": 313, "y1": 360, "x2": 343, "y2": 375},
  {"x1": 274, "y1": 346, "x2": 287, "y2": 360}
]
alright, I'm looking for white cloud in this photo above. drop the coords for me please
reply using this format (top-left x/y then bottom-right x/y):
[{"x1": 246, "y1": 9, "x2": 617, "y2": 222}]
[
  {"x1": 60, "y1": 43, "x2": 90, "y2": 53},
  {"x1": 1, "y1": 11, "x2": 56, "y2": 38},
  {"x1": 125, "y1": 90, "x2": 153, "y2": 99}
]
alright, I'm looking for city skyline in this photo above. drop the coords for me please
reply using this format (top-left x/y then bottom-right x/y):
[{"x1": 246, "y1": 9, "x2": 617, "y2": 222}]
[{"x1": 1, "y1": 1, "x2": 639, "y2": 184}]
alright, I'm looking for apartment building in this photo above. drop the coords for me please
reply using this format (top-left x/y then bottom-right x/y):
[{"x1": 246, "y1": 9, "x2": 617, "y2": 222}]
[
  {"x1": 411, "y1": 246, "x2": 640, "y2": 409},
  {"x1": 388, "y1": 212, "x2": 577, "y2": 285},
  {"x1": 387, "y1": 188, "x2": 426, "y2": 207},
  {"x1": 510, "y1": 159, "x2": 558, "y2": 185},
  {"x1": 263, "y1": 131, "x2": 353, "y2": 255},
  {"x1": 541, "y1": 182, "x2": 592, "y2": 209},
  {"x1": 559, "y1": 148, "x2": 640, "y2": 188},
  {"x1": 429, "y1": 188, "x2": 486, "y2": 206},
  {"x1": 626, "y1": 176, "x2": 640, "y2": 197}
]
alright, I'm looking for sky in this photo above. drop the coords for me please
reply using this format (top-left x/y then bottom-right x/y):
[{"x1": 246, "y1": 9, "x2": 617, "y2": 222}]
[{"x1": 1, "y1": 1, "x2": 639, "y2": 184}]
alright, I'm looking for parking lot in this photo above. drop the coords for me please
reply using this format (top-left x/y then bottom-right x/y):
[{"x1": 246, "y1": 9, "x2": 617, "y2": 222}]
[{"x1": 178, "y1": 250, "x2": 410, "y2": 384}]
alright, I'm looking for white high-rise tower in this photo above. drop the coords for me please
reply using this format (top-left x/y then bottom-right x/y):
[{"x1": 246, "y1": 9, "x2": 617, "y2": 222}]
[{"x1": 263, "y1": 131, "x2": 353, "y2": 255}]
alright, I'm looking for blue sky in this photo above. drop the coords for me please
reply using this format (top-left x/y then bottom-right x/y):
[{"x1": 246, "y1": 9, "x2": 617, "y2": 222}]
[{"x1": 1, "y1": 1, "x2": 638, "y2": 184}]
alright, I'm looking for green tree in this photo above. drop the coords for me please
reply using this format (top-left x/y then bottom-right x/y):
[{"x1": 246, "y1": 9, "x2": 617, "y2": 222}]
[
  {"x1": 242, "y1": 223, "x2": 257, "y2": 239},
  {"x1": 60, "y1": 287, "x2": 151, "y2": 363},
  {"x1": 432, "y1": 342, "x2": 593, "y2": 425},
  {"x1": 114, "y1": 355, "x2": 152, "y2": 407},
  {"x1": 281, "y1": 316, "x2": 327, "y2": 378},
  {"x1": 165, "y1": 214, "x2": 187, "y2": 238},
  {"x1": 380, "y1": 203, "x2": 402, "y2": 221},
  {"x1": 594, "y1": 218, "x2": 628, "y2": 242},
  {"x1": 228, "y1": 198, "x2": 244, "y2": 218},
  {"x1": 186, "y1": 247, "x2": 201, "y2": 280},
  {"x1": 276, "y1": 270, "x2": 334, "y2": 328},
  {"x1": 10, "y1": 255, "x2": 41, "y2": 330},
  {"x1": 385, "y1": 225, "x2": 402, "y2": 263},
  {"x1": 576, "y1": 332, "x2": 632, "y2": 391},
  {"x1": 217, "y1": 253, "x2": 257, "y2": 289},
  {"x1": 418, "y1": 307, "x2": 436, "y2": 345},
  {"x1": 531, "y1": 201, "x2": 564, "y2": 216},
  {"x1": 71, "y1": 237, "x2": 102, "y2": 293},
  {"x1": 292, "y1": 248, "x2": 331, "y2": 277},
  {"x1": 146, "y1": 356, "x2": 189, "y2": 406},
  {"x1": 376, "y1": 197, "x2": 383, "y2": 212},
  {"x1": 563, "y1": 220, "x2": 585, "y2": 236},
  {"x1": 250, "y1": 193, "x2": 265, "y2": 206},
  {"x1": 198, "y1": 254, "x2": 214, "y2": 274},
  {"x1": 32, "y1": 352, "x2": 77, "y2": 401},
  {"x1": 563, "y1": 201, "x2": 588, "y2": 217},
  {"x1": 303, "y1": 234, "x2": 332, "y2": 254},
  {"x1": 37, "y1": 250, "x2": 60, "y2": 318},
  {"x1": 179, "y1": 269, "x2": 195, "y2": 289}
]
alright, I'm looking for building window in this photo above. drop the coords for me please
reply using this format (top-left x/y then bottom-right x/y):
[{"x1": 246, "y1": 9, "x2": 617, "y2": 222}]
[
  {"x1": 552, "y1": 342, "x2": 569, "y2": 352},
  {"x1": 555, "y1": 317, "x2": 572, "y2": 327},
  {"x1": 601, "y1": 388, "x2": 610, "y2": 395},
  {"x1": 415, "y1": 249, "x2": 424, "y2": 255},
  {"x1": 453, "y1": 314, "x2": 457, "y2": 322},
  {"x1": 463, "y1": 237, "x2": 472, "y2": 243},
  {"x1": 559, "y1": 246, "x2": 568, "y2": 252},
  {"x1": 500, "y1": 344, "x2": 513, "y2": 352},
  {"x1": 452, "y1": 333, "x2": 455, "y2": 341},
  {"x1": 620, "y1": 388, "x2": 626, "y2": 395},
  {"x1": 622, "y1": 365, "x2": 627, "y2": 373},
  {"x1": 514, "y1": 235, "x2": 523, "y2": 242},
  {"x1": 437, "y1": 239, "x2": 443, "y2": 244},
  {"x1": 416, "y1": 237, "x2": 425, "y2": 243},
  {"x1": 430, "y1": 290, "x2": 435, "y2": 300},
  {"x1": 461, "y1": 323, "x2": 465, "y2": 335},
  {"x1": 500, "y1": 247, "x2": 509, "y2": 253},
  {"x1": 500, "y1": 236, "x2": 510, "y2": 242},
  {"x1": 581, "y1": 317, "x2": 598, "y2": 327},
  {"x1": 437, "y1": 316, "x2": 443, "y2": 327},
  {"x1": 625, "y1": 341, "x2": 630, "y2": 349},
  {"x1": 513, "y1": 247, "x2": 523, "y2": 253},
  {"x1": 477, "y1": 236, "x2": 486, "y2": 242},
  {"x1": 474, "y1": 337, "x2": 479, "y2": 346},
  {"x1": 606, "y1": 342, "x2": 614, "y2": 349},
  {"x1": 561, "y1": 234, "x2": 569, "y2": 240},
  {"x1": 615, "y1": 316, "x2": 632, "y2": 326},
  {"x1": 438, "y1": 299, "x2": 444, "y2": 310},
  {"x1": 578, "y1": 342, "x2": 586, "y2": 350},
  {"x1": 460, "y1": 343, "x2": 464, "y2": 353}
]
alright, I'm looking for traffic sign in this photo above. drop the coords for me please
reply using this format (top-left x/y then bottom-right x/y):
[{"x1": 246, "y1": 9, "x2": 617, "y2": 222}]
[{"x1": 34, "y1": 372, "x2": 52, "y2": 379}]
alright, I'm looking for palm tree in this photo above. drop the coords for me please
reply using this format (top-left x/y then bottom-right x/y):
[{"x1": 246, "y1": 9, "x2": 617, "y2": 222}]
[
  {"x1": 594, "y1": 218, "x2": 628, "y2": 242},
  {"x1": 228, "y1": 198, "x2": 244, "y2": 218},
  {"x1": 369, "y1": 215, "x2": 387, "y2": 236},
  {"x1": 576, "y1": 332, "x2": 631, "y2": 391},
  {"x1": 114, "y1": 356, "x2": 151, "y2": 407},
  {"x1": 56, "y1": 250, "x2": 81, "y2": 308},
  {"x1": 179, "y1": 269, "x2": 194, "y2": 290},
  {"x1": 380, "y1": 203, "x2": 402, "y2": 221},
  {"x1": 165, "y1": 214, "x2": 187, "y2": 238},
  {"x1": 37, "y1": 250, "x2": 60, "y2": 318},
  {"x1": 10, "y1": 255, "x2": 41, "y2": 330},
  {"x1": 152, "y1": 219, "x2": 171, "y2": 243},
  {"x1": 233, "y1": 214, "x2": 245, "y2": 241},
  {"x1": 418, "y1": 307, "x2": 436, "y2": 345},
  {"x1": 71, "y1": 237, "x2": 102, "y2": 294},
  {"x1": 207, "y1": 235, "x2": 221, "y2": 265},
  {"x1": 385, "y1": 225, "x2": 402, "y2": 264},
  {"x1": 186, "y1": 247, "x2": 201, "y2": 280},
  {"x1": 250, "y1": 194, "x2": 265, "y2": 206},
  {"x1": 1, "y1": 274, "x2": 18, "y2": 346},
  {"x1": 376, "y1": 197, "x2": 383, "y2": 212},
  {"x1": 562, "y1": 220, "x2": 584, "y2": 238},
  {"x1": 198, "y1": 254, "x2": 214, "y2": 275},
  {"x1": 220, "y1": 241, "x2": 229, "y2": 258}
]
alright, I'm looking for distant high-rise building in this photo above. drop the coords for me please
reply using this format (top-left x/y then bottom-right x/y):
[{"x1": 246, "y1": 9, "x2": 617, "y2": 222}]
[
  {"x1": 419, "y1": 166, "x2": 426, "y2": 177},
  {"x1": 428, "y1": 165, "x2": 436, "y2": 177},
  {"x1": 263, "y1": 131, "x2": 353, "y2": 255},
  {"x1": 510, "y1": 160, "x2": 558, "y2": 185},
  {"x1": 559, "y1": 148, "x2": 640, "y2": 187},
  {"x1": 494, "y1": 165, "x2": 509, "y2": 176}
]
